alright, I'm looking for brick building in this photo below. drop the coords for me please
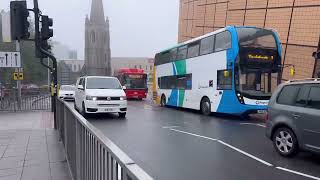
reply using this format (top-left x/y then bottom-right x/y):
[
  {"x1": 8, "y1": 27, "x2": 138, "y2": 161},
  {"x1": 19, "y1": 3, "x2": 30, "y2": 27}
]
[{"x1": 178, "y1": 0, "x2": 320, "y2": 80}]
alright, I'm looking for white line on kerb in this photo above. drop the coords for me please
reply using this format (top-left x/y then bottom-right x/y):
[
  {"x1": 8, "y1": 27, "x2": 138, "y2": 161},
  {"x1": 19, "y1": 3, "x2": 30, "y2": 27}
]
[
  {"x1": 240, "y1": 123, "x2": 266, "y2": 128},
  {"x1": 276, "y1": 167, "x2": 320, "y2": 180},
  {"x1": 168, "y1": 128, "x2": 272, "y2": 166}
]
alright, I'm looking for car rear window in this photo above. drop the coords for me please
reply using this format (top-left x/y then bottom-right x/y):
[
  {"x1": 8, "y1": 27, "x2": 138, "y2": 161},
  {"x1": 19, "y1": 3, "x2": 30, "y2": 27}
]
[
  {"x1": 277, "y1": 85, "x2": 301, "y2": 106},
  {"x1": 308, "y1": 86, "x2": 320, "y2": 110}
]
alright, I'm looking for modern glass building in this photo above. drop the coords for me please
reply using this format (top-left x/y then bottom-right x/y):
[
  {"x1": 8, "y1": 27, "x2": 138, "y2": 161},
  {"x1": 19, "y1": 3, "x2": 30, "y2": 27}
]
[{"x1": 178, "y1": 0, "x2": 320, "y2": 80}]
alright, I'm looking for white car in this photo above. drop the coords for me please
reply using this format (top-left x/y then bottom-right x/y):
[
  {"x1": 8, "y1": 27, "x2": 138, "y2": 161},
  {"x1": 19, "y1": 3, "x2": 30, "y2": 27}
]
[
  {"x1": 59, "y1": 85, "x2": 75, "y2": 101},
  {"x1": 74, "y1": 76, "x2": 127, "y2": 118}
]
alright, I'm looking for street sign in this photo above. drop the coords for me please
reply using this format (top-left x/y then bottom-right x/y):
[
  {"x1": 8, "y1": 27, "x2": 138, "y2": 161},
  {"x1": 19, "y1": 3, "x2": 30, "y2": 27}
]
[
  {"x1": 13, "y1": 72, "x2": 24, "y2": 81},
  {"x1": 0, "y1": 52, "x2": 21, "y2": 68}
]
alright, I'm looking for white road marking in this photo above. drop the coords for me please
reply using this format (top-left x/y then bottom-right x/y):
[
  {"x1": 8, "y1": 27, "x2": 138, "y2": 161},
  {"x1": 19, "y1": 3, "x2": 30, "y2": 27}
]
[
  {"x1": 169, "y1": 128, "x2": 217, "y2": 141},
  {"x1": 168, "y1": 128, "x2": 273, "y2": 166},
  {"x1": 165, "y1": 127, "x2": 320, "y2": 179},
  {"x1": 162, "y1": 126, "x2": 181, "y2": 129},
  {"x1": 276, "y1": 167, "x2": 320, "y2": 180},
  {"x1": 240, "y1": 123, "x2": 266, "y2": 128},
  {"x1": 217, "y1": 140, "x2": 273, "y2": 167}
]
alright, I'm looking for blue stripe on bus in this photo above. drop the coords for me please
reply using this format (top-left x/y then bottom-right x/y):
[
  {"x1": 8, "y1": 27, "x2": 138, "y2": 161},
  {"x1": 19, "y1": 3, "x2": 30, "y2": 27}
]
[{"x1": 168, "y1": 89, "x2": 178, "y2": 106}]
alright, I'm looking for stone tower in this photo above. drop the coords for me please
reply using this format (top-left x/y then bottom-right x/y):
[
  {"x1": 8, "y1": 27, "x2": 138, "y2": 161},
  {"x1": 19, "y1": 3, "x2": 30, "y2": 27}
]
[{"x1": 84, "y1": 0, "x2": 111, "y2": 76}]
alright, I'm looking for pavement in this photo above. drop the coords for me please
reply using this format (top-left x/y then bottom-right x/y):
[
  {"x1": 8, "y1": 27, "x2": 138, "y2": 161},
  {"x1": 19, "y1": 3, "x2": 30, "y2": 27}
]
[
  {"x1": 80, "y1": 100, "x2": 320, "y2": 180},
  {"x1": 0, "y1": 111, "x2": 71, "y2": 180}
]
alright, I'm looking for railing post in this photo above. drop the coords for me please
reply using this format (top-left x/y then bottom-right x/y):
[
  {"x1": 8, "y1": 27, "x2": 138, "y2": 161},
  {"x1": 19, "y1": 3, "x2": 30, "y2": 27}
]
[
  {"x1": 63, "y1": 105, "x2": 68, "y2": 152},
  {"x1": 75, "y1": 121, "x2": 81, "y2": 180}
]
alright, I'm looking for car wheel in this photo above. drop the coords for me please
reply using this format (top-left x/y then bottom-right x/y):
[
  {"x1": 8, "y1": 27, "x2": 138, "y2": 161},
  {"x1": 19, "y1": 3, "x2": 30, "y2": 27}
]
[
  {"x1": 160, "y1": 95, "x2": 166, "y2": 107},
  {"x1": 82, "y1": 102, "x2": 87, "y2": 118},
  {"x1": 119, "y1": 112, "x2": 126, "y2": 118},
  {"x1": 200, "y1": 97, "x2": 211, "y2": 116},
  {"x1": 273, "y1": 127, "x2": 299, "y2": 157}
]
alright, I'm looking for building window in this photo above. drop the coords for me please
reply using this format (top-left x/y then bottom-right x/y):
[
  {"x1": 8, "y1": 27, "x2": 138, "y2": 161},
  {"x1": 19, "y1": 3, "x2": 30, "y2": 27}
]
[
  {"x1": 139, "y1": 65, "x2": 142, "y2": 69},
  {"x1": 73, "y1": 65, "x2": 76, "y2": 71},
  {"x1": 91, "y1": 31, "x2": 96, "y2": 43},
  {"x1": 135, "y1": 65, "x2": 137, "y2": 69},
  {"x1": 150, "y1": 65, "x2": 153, "y2": 71}
]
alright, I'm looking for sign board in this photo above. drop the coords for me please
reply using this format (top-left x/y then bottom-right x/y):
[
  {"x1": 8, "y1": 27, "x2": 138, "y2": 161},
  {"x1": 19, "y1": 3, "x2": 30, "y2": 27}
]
[
  {"x1": 0, "y1": 52, "x2": 21, "y2": 68},
  {"x1": 13, "y1": 72, "x2": 23, "y2": 81}
]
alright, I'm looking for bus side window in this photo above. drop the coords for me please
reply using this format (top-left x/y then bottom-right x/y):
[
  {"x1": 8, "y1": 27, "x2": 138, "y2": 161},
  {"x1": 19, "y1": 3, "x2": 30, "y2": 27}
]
[
  {"x1": 177, "y1": 46, "x2": 187, "y2": 60},
  {"x1": 215, "y1": 31, "x2": 231, "y2": 52},
  {"x1": 161, "y1": 51, "x2": 171, "y2": 64},
  {"x1": 187, "y1": 41, "x2": 200, "y2": 58},
  {"x1": 200, "y1": 35, "x2": 215, "y2": 55},
  {"x1": 217, "y1": 70, "x2": 232, "y2": 90},
  {"x1": 170, "y1": 48, "x2": 178, "y2": 62}
]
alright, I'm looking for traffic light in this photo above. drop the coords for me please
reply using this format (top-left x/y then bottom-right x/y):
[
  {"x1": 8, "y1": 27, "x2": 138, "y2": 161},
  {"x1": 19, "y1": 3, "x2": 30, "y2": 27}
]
[
  {"x1": 10, "y1": 1, "x2": 30, "y2": 40},
  {"x1": 41, "y1": 15, "x2": 53, "y2": 40},
  {"x1": 37, "y1": 15, "x2": 53, "y2": 58}
]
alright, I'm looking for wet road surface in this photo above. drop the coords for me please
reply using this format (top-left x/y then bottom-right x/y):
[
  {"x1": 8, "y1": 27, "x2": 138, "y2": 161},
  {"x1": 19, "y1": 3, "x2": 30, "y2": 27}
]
[{"x1": 74, "y1": 100, "x2": 320, "y2": 180}]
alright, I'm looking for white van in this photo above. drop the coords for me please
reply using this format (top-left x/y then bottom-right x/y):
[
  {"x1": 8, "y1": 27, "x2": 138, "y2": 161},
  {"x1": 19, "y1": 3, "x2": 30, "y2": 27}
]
[{"x1": 74, "y1": 76, "x2": 127, "y2": 118}]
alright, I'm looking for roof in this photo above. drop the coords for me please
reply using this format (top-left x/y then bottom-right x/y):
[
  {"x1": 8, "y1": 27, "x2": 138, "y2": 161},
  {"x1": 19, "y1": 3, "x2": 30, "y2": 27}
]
[
  {"x1": 285, "y1": 78, "x2": 320, "y2": 85},
  {"x1": 90, "y1": 0, "x2": 105, "y2": 23},
  {"x1": 80, "y1": 76, "x2": 117, "y2": 79}
]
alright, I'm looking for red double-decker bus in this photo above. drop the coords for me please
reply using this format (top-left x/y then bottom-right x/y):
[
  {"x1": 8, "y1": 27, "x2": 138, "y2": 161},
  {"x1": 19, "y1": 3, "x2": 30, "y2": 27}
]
[{"x1": 115, "y1": 68, "x2": 148, "y2": 100}]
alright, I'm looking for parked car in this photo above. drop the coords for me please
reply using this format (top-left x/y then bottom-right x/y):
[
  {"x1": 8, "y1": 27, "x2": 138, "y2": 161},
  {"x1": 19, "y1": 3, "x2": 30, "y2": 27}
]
[
  {"x1": 266, "y1": 78, "x2": 320, "y2": 157},
  {"x1": 59, "y1": 85, "x2": 75, "y2": 101},
  {"x1": 74, "y1": 76, "x2": 127, "y2": 118}
]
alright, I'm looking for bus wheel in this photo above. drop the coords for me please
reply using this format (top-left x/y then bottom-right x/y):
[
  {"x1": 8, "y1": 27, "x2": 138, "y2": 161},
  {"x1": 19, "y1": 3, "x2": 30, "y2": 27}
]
[
  {"x1": 160, "y1": 95, "x2": 166, "y2": 107},
  {"x1": 201, "y1": 97, "x2": 211, "y2": 116}
]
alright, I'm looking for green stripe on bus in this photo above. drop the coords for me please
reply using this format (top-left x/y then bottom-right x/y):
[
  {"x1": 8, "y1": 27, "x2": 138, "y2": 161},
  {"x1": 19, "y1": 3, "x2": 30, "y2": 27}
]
[
  {"x1": 175, "y1": 60, "x2": 186, "y2": 75},
  {"x1": 179, "y1": 89, "x2": 185, "y2": 107}
]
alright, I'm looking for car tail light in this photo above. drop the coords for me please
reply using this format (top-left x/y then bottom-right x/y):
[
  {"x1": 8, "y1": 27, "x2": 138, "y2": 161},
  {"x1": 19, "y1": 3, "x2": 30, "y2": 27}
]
[{"x1": 265, "y1": 112, "x2": 269, "y2": 121}]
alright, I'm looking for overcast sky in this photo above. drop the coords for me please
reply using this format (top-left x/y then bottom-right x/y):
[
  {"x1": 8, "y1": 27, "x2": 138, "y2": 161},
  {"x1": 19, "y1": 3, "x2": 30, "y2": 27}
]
[{"x1": 0, "y1": 0, "x2": 179, "y2": 59}]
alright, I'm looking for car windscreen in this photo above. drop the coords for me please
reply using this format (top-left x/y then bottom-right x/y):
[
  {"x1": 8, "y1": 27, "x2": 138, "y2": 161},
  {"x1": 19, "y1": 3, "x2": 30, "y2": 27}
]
[
  {"x1": 86, "y1": 78, "x2": 122, "y2": 89},
  {"x1": 60, "y1": 86, "x2": 75, "y2": 91}
]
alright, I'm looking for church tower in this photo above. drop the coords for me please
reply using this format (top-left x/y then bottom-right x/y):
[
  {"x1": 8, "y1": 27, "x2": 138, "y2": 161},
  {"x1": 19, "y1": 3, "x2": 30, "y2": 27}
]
[{"x1": 84, "y1": 0, "x2": 111, "y2": 76}]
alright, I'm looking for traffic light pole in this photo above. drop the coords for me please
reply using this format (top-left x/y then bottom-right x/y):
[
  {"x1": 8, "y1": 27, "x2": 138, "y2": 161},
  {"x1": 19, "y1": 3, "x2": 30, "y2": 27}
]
[{"x1": 33, "y1": 0, "x2": 58, "y2": 129}]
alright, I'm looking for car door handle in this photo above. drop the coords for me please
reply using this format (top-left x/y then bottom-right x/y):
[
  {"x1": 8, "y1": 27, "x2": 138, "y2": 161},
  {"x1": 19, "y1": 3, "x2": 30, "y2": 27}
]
[{"x1": 292, "y1": 114, "x2": 301, "y2": 119}]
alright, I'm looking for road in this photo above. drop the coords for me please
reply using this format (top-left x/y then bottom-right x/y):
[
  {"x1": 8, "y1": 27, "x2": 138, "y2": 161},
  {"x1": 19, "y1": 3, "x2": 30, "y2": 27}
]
[{"x1": 75, "y1": 100, "x2": 320, "y2": 180}]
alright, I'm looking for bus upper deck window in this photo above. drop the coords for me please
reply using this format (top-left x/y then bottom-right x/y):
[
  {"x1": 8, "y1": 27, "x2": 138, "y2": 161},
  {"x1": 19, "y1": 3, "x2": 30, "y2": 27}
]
[{"x1": 215, "y1": 31, "x2": 231, "y2": 52}]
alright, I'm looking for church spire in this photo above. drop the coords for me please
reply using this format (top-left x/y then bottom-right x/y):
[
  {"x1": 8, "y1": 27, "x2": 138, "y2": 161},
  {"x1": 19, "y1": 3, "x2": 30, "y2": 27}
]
[{"x1": 90, "y1": 0, "x2": 105, "y2": 23}]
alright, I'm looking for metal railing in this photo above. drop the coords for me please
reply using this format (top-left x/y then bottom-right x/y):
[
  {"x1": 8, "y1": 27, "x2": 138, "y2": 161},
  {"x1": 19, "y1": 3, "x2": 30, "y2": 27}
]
[
  {"x1": 0, "y1": 95, "x2": 51, "y2": 112},
  {"x1": 56, "y1": 98, "x2": 154, "y2": 180}
]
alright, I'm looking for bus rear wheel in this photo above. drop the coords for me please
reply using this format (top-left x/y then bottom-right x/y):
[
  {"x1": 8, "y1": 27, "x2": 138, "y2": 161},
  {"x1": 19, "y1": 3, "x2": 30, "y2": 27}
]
[
  {"x1": 201, "y1": 97, "x2": 211, "y2": 116},
  {"x1": 160, "y1": 95, "x2": 166, "y2": 107}
]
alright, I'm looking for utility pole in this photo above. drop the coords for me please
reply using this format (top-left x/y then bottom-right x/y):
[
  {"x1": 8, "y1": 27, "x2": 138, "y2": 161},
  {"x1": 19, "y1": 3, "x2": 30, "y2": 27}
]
[{"x1": 15, "y1": 40, "x2": 21, "y2": 109}]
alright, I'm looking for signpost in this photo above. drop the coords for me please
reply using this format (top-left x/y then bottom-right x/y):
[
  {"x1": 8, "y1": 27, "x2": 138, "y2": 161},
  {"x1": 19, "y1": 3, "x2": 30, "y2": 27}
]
[{"x1": 0, "y1": 51, "x2": 21, "y2": 68}]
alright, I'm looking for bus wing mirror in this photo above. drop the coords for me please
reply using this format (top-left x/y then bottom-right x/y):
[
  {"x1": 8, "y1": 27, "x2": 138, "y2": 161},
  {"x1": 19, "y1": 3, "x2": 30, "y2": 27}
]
[
  {"x1": 122, "y1": 86, "x2": 127, "y2": 90},
  {"x1": 224, "y1": 70, "x2": 231, "y2": 77},
  {"x1": 78, "y1": 85, "x2": 84, "y2": 90},
  {"x1": 290, "y1": 67, "x2": 296, "y2": 76}
]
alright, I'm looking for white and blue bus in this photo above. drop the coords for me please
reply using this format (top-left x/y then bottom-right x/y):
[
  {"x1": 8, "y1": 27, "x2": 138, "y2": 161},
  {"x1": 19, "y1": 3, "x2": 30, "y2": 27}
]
[{"x1": 153, "y1": 26, "x2": 282, "y2": 116}]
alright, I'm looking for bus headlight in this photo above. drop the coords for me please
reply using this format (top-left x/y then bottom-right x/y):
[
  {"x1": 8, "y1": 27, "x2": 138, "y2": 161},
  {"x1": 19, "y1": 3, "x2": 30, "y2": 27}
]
[
  {"x1": 236, "y1": 93, "x2": 245, "y2": 104},
  {"x1": 120, "y1": 96, "x2": 127, "y2": 101}
]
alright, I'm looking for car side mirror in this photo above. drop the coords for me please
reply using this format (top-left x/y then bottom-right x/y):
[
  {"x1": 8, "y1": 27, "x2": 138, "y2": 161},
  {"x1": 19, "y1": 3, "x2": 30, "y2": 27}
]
[
  {"x1": 122, "y1": 86, "x2": 127, "y2": 90},
  {"x1": 78, "y1": 85, "x2": 84, "y2": 90}
]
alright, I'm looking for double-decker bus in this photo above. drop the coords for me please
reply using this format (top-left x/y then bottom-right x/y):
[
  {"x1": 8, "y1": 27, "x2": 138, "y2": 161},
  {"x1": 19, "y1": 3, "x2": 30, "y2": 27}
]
[
  {"x1": 115, "y1": 68, "x2": 148, "y2": 100},
  {"x1": 153, "y1": 26, "x2": 282, "y2": 116}
]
